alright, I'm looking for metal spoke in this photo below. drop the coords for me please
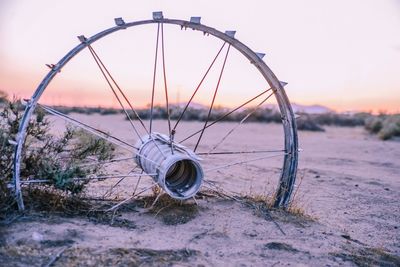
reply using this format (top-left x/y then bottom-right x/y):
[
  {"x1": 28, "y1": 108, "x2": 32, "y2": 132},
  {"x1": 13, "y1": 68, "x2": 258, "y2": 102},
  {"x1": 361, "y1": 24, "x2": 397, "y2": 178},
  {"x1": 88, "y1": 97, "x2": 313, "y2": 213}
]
[
  {"x1": 77, "y1": 156, "x2": 134, "y2": 168},
  {"x1": 202, "y1": 181, "x2": 241, "y2": 201},
  {"x1": 106, "y1": 182, "x2": 157, "y2": 212},
  {"x1": 103, "y1": 166, "x2": 138, "y2": 198},
  {"x1": 20, "y1": 173, "x2": 155, "y2": 184},
  {"x1": 194, "y1": 45, "x2": 231, "y2": 151},
  {"x1": 132, "y1": 175, "x2": 155, "y2": 198},
  {"x1": 160, "y1": 23, "x2": 173, "y2": 153},
  {"x1": 39, "y1": 104, "x2": 137, "y2": 151},
  {"x1": 150, "y1": 23, "x2": 160, "y2": 133},
  {"x1": 197, "y1": 149, "x2": 285, "y2": 156},
  {"x1": 208, "y1": 91, "x2": 275, "y2": 154},
  {"x1": 87, "y1": 45, "x2": 144, "y2": 143},
  {"x1": 172, "y1": 42, "x2": 226, "y2": 131},
  {"x1": 132, "y1": 170, "x2": 144, "y2": 197},
  {"x1": 204, "y1": 153, "x2": 288, "y2": 173},
  {"x1": 180, "y1": 88, "x2": 274, "y2": 144},
  {"x1": 88, "y1": 43, "x2": 167, "y2": 158},
  {"x1": 39, "y1": 104, "x2": 162, "y2": 167},
  {"x1": 203, "y1": 180, "x2": 286, "y2": 235}
]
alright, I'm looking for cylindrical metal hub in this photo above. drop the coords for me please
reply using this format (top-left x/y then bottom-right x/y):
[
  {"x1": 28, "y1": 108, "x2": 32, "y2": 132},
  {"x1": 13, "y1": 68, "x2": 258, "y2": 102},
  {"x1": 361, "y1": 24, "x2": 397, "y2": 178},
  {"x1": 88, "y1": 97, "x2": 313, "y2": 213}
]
[{"x1": 135, "y1": 133, "x2": 203, "y2": 199}]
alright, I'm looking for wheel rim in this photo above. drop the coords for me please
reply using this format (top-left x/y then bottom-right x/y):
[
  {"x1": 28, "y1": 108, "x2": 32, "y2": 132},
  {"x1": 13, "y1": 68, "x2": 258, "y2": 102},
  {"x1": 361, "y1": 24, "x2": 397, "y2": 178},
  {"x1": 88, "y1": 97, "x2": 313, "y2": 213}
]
[{"x1": 13, "y1": 13, "x2": 298, "y2": 211}]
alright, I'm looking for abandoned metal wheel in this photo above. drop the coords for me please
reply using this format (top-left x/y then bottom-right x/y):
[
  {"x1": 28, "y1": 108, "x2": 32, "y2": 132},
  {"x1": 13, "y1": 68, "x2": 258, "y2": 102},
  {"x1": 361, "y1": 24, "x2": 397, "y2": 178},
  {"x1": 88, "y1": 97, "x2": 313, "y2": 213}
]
[{"x1": 13, "y1": 12, "x2": 298, "y2": 211}]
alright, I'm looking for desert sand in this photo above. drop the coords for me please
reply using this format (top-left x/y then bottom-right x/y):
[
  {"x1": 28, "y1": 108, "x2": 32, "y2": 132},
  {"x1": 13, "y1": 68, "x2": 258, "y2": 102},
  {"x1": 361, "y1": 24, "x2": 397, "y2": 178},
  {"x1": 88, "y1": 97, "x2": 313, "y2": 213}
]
[{"x1": 1, "y1": 114, "x2": 399, "y2": 266}]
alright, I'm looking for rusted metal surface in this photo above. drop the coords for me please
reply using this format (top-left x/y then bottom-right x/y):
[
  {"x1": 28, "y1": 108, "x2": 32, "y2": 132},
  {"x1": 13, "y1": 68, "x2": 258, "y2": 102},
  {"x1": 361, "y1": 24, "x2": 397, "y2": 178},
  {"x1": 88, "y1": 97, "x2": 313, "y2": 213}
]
[{"x1": 13, "y1": 13, "x2": 298, "y2": 210}]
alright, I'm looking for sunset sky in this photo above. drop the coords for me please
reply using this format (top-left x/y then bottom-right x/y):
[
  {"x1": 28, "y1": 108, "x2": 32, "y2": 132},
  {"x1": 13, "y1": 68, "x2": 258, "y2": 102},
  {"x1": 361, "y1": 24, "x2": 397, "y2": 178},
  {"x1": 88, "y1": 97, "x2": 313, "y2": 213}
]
[{"x1": 1, "y1": 0, "x2": 399, "y2": 113}]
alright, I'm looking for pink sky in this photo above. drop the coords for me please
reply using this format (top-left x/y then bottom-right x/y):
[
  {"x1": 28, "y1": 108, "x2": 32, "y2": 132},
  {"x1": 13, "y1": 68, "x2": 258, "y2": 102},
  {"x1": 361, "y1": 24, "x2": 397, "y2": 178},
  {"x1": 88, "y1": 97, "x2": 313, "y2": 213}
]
[{"x1": 1, "y1": 0, "x2": 399, "y2": 113}]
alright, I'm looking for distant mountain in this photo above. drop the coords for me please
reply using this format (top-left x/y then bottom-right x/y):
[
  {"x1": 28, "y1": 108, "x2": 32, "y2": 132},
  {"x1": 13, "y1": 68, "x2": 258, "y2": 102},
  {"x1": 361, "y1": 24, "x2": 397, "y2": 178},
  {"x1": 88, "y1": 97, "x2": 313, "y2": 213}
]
[
  {"x1": 171, "y1": 102, "x2": 208, "y2": 110},
  {"x1": 290, "y1": 103, "x2": 333, "y2": 114},
  {"x1": 263, "y1": 103, "x2": 333, "y2": 114}
]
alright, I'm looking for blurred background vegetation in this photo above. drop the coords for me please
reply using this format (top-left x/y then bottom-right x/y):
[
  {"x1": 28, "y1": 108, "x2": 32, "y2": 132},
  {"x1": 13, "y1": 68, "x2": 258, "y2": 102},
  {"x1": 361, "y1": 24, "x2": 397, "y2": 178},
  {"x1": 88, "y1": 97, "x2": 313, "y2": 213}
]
[
  {"x1": 1, "y1": 89, "x2": 399, "y2": 140},
  {"x1": 44, "y1": 102, "x2": 400, "y2": 141}
]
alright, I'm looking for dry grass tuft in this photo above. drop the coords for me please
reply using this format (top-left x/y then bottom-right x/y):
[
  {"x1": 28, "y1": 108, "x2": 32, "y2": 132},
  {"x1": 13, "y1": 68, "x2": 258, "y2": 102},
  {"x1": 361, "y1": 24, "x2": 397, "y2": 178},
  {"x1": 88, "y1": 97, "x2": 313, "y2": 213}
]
[
  {"x1": 239, "y1": 170, "x2": 314, "y2": 224},
  {"x1": 1, "y1": 186, "x2": 90, "y2": 224},
  {"x1": 1, "y1": 184, "x2": 198, "y2": 228},
  {"x1": 0, "y1": 187, "x2": 138, "y2": 229},
  {"x1": 22, "y1": 187, "x2": 92, "y2": 216},
  {"x1": 240, "y1": 194, "x2": 315, "y2": 227},
  {"x1": 136, "y1": 193, "x2": 199, "y2": 225}
]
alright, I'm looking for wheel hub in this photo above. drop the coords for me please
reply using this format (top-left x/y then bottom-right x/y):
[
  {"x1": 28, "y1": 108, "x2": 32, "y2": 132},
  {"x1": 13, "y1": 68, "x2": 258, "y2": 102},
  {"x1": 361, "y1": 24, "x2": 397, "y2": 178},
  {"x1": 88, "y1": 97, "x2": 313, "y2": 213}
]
[{"x1": 135, "y1": 133, "x2": 203, "y2": 199}]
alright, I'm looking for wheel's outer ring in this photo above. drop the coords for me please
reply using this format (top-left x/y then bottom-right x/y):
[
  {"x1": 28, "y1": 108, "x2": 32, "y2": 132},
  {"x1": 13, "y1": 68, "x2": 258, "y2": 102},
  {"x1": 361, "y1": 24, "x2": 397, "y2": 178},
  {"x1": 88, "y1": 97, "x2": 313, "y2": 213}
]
[{"x1": 13, "y1": 17, "x2": 298, "y2": 210}]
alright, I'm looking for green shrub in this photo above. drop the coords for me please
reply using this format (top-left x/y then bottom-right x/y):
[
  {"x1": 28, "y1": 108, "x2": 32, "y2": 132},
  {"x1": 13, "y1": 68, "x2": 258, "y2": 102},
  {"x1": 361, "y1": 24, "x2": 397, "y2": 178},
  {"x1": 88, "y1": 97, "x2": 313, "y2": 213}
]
[
  {"x1": 310, "y1": 112, "x2": 368, "y2": 127},
  {"x1": 365, "y1": 117, "x2": 383, "y2": 133},
  {"x1": 378, "y1": 116, "x2": 400, "y2": 140},
  {"x1": 365, "y1": 115, "x2": 400, "y2": 140},
  {"x1": 296, "y1": 114, "x2": 325, "y2": 132},
  {"x1": 0, "y1": 100, "x2": 115, "y2": 211}
]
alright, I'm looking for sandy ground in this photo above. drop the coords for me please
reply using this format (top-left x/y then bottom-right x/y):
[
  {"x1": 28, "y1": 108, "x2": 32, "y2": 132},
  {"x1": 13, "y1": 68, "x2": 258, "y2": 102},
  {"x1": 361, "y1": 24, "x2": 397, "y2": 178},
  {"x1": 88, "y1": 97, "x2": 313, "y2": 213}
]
[{"x1": 1, "y1": 115, "x2": 399, "y2": 266}]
